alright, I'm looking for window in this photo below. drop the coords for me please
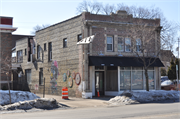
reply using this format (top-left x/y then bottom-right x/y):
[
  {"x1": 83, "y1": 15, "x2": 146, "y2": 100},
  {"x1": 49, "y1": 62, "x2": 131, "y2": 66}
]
[
  {"x1": 39, "y1": 68, "x2": 43, "y2": 85},
  {"x1": 118, "y1": 37, "x2": 124, "y2": 51},
  {"x1": 132, "y1": 67, "x2": 143, "y2": 90},
  {"x1": 77, "y1": 34, "x2": 82, "y2": 42},
  {"x1": 37, "y1": 45, "x2": 41, "y2": 59},
  {"x1": 17, "y1": 50, "x2": 23, "y2": 62},
  {"x1": 120, "y1": 67, "x2": 131, "y2": 90},
  {"x1": 25, "y1": 49, "x2": 27, "y2": 56},
  {"x1": 44, "y1": 43, "x2": 46, "y2": 51},
  {"x1": 125, "y1": 38, "x2": 131, "y2": 52},
  {"x1": 63, "y1": 38, "x2": 67, "y2": 48},
  {"x1": 107, "y1": 36, "x2": 113, "y2": 51},
  {"x1": 48, "y1": 42, "x2": 52, "y2": 61},
  {"x1": 12, "y1": 51, "x2": 16, "y2": 57},
  {"x1": 120, "y1": 67, "x2": 155, "y2": 91},
  {"x1": 12, "y1": 51, "x2": 16, "y2": 63},
  {"x1": 25, "y1": 69, "x2": 31, "y2": 85},
  {"x1": 136, "y1": 39, "x2": 141, "y2": 52}
]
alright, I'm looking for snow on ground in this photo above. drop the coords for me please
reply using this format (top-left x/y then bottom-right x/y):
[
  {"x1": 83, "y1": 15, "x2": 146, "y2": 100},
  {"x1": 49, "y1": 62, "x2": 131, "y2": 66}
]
[
  {"x1": 0, "y1": 90, "x2": 64, "y2": 111},
  {"x1": 0, "y1": 90, "x2": 39, "y2": 105},
  {"x1": 108, "y1": 90, "x2": 180, "y2": 105}
]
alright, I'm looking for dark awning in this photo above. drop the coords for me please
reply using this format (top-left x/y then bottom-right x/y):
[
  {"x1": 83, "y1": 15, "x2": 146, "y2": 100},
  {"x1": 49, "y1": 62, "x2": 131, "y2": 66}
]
[{"x1": 89, "y1": 56, "x2": 164, "y2": 67}]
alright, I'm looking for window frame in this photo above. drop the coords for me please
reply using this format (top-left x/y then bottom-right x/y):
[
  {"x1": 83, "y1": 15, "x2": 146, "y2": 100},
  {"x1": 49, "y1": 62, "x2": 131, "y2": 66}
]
[
  {"x1": 136, "y1": 38, "x2": 141, "y2": 52},
  {"x1": 37, "y1": 45, "x2": 41, "y2": 59},
  {"x1": 118, "y1": 37, "x2": 124, "y2": 52},
  {"x1": 106, "y1": 36, "x2": 113, "y2": 51},
  {"x1": 44, "y1": 43, "x2": 46, "y2": 51},
  {"x1": 125, "y1": 38, "x2": 131, "y2": 52},
  {"x1": 17, "y1": 50, "x2": 23, "y2": 63},
  {"x1": 63, "y1": 38, "x2": 67, "y2": 48},
  {"x1": 77, "y1": 34, "x2": 82, "y2": 42},
  {"x1": 48, "y1": 42, "x2": 52, "y2": 61}
]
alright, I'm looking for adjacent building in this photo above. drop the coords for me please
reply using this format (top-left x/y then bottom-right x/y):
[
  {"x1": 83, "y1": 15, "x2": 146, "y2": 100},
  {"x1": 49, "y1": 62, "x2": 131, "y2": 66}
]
[
  {"x1": 0, "y1": 16, "x2": 17, "y2": 89},
  {"x1": 13, "y1": 11, "x2": 164, "y2": 98}
]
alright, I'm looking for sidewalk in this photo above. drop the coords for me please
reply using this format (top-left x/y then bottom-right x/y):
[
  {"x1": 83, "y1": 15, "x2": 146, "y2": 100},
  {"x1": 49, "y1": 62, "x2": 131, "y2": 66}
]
[{"x1": 36, "y1": 93, "x2": 112, "y2": 108}]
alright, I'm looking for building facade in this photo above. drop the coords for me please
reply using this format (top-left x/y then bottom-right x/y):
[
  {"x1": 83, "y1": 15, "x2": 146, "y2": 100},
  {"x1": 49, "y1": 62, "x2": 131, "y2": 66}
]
[
  {"x1": 13, "y1": 11, "x2": 163, "y2": 98},
  {"x1": 0, "y1": 16, "x2": 17, "y2": 89}
]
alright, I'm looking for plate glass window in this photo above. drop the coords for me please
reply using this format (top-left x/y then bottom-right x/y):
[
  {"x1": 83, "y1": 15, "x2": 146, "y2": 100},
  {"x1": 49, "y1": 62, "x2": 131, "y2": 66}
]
[{"x1": 107, "y1": 36, "x2": 113, "y2": 51}]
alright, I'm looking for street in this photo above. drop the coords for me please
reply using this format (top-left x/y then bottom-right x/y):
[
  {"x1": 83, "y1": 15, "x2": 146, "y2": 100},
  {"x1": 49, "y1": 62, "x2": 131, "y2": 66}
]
[{"x1": 1, "y1": 102, "x2": 180, "y2": 119}]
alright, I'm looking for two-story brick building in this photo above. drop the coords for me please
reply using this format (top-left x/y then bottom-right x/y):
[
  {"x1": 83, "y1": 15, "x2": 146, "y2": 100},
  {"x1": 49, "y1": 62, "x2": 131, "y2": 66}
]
[
  {"x1": 13, "y1": 11, "x2": 164, "y2": 98},
  {"x1": 0, "y1": 16, "x2": 17, "y2": 89}
]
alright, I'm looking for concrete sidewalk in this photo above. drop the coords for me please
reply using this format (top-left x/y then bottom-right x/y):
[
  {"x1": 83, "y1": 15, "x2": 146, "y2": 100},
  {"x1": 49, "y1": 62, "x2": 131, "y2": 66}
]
[{"x1": 36, "y1": 93, "x2": 113, "y2": 108}]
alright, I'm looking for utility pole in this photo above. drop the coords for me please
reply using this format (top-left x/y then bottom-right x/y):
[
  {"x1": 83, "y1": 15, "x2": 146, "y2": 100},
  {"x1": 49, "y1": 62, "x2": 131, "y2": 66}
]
[{"x1": 177, "y1": 38, "x2": 180, "y2": 89}]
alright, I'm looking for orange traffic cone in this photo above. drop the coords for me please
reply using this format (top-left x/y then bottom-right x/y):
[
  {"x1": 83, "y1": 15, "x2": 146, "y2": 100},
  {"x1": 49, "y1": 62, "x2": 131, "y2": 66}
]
[{"x1": 98, "y1": 91, "x2": 100, "y2": 97}]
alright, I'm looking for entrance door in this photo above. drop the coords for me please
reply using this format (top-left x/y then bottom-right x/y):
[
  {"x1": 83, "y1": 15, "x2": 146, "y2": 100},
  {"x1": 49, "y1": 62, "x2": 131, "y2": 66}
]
[{"x1": 95, "y1": 71, "x2": 104, "y2": 96}]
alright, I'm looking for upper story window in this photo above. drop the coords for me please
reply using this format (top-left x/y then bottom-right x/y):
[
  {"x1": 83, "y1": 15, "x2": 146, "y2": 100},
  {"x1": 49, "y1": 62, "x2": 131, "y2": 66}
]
[
  {"x1": 107, "y1": 36, "x2": 113, "y2": 51},
  {"x1": 44, "y1": 43, "x2": 46, "y2": 51},
  {"x1": 12, "y1": 50, "x2": 16, "y2": 63},
  {"x1": 37, "y1": 45, "x2": 41, "y2": 59},
  {"x1": 125, "y1": 38, "x2": 131, "y2": 52},
  {"x1": 48, "y1": 42, "x2": 52, "y2": 61},
  {"x1": 12, "y1": 51, "x2": 16, "y2": 57},
  {"x1": 17, "y1": 50, "x2": 23, "y2": 63},
  {"x1": 77, "y1": 34, "x2": 82, "y2": 42},
  {"x1": 136, "y1": 39, "x2": 141, "y2": 52},
  {"x1": 25, "y1": 49, "x2": 27, "y2": 56},
  {"x1": 118, "y1": 37, "x2": 124, "y2": 51},
  {"x1": 63, "y1": 38, "x2": 67, "y2": 48}
]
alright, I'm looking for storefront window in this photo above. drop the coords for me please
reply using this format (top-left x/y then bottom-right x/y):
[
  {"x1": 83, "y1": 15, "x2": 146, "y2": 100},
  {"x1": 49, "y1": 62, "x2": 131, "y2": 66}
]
[
  {"x1": 120, "y1": 67, "x2": 155, "y2": 90},
  {"x1": 120, "y1": 67, "x2": 131, "y2": 90},
  {"x1": 144, "y1": 71, "x2": 154, "y2": 90},
  {"x1": 132, "y1": 70, "x2": 143, "y2": 90}
]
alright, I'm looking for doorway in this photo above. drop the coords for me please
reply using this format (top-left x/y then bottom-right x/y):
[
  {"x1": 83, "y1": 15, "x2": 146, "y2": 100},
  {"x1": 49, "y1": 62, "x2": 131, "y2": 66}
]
[{"x1": 95, "y1": 71, "x2": 104, "y2": 96}]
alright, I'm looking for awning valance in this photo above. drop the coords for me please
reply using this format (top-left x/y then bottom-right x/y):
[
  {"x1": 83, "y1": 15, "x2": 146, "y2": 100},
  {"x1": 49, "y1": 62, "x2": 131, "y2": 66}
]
[
  {"x1": 89, "y1": 56, "x2": 164, "y2": 67},
  {"x1": 77, "y1": 35, "x2": 95, "y2": 45}
]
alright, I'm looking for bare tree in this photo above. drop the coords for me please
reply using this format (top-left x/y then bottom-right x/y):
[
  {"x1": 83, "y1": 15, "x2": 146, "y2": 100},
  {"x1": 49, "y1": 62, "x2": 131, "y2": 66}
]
[
  {"x1": 76, "y1": 1, "x2": 177, "y2": 51},
  {"x1": 123, "y1": 20, "x2": 164, "y2": 91},
  {"x1": 76, "y1": 0, "x2": 102, "y2": 14},
  {"x1": 0, "y1": 52, "x2": 13, "y2": 104},
  {"x1": 31, "y1": 24, "x2": 50, "y2": 35},
  {"x1": 101, "y1": 4, "x2": 116, "y2": 15}
]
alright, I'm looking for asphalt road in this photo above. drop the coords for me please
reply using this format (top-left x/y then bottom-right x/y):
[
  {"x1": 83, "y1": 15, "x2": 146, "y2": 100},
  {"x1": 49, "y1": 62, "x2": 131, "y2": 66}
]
[{"x1": 1, "y1": 102, "x2": 180, "y2": 119}]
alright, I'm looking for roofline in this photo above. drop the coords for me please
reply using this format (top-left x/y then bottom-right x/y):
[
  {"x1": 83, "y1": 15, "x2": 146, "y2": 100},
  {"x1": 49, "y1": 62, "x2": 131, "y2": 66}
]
[
  {"x1": 0, "y1": 16, "x2": 13, "y2": 19},
  {"x1": 37, "y1": 14, "x2": 82, "y2": 33}
]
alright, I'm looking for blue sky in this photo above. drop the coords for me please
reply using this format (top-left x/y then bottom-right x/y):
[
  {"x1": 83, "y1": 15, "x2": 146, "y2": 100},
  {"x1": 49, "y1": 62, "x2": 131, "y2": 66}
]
[{"x1": 0, "y1": 0, "x2": 180, "y2": 55}]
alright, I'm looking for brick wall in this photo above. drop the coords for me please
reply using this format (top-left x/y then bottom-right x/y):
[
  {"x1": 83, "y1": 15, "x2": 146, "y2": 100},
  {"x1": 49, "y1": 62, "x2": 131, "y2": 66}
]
[
  {"x1": 0, "y1": 33, "x2": 12, "y2": 89},
  {"x1": 15, "y1": 15, "x2": 83, "y2": 97}
]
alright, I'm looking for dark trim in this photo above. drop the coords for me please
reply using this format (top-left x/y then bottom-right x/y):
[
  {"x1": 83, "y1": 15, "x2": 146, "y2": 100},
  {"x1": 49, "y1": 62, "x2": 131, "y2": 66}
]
[{"x1": 89, "y1": 56, "x2": 164, "y2": 67}]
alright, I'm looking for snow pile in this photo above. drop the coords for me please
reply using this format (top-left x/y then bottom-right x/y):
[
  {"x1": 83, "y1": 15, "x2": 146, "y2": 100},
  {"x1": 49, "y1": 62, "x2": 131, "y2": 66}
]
[
  {"x1": 1, "y1": 98, "x2": 62, "y2": 110},
  {"x1": 132, "y1": 90, "x2": 179, "y2": 102},
  {"x1": 0, "y1": 90, "x2": 39, "y2": 105},
  {"x1": 108, "y1": 90, "x2": 180, "y2": 105}
]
